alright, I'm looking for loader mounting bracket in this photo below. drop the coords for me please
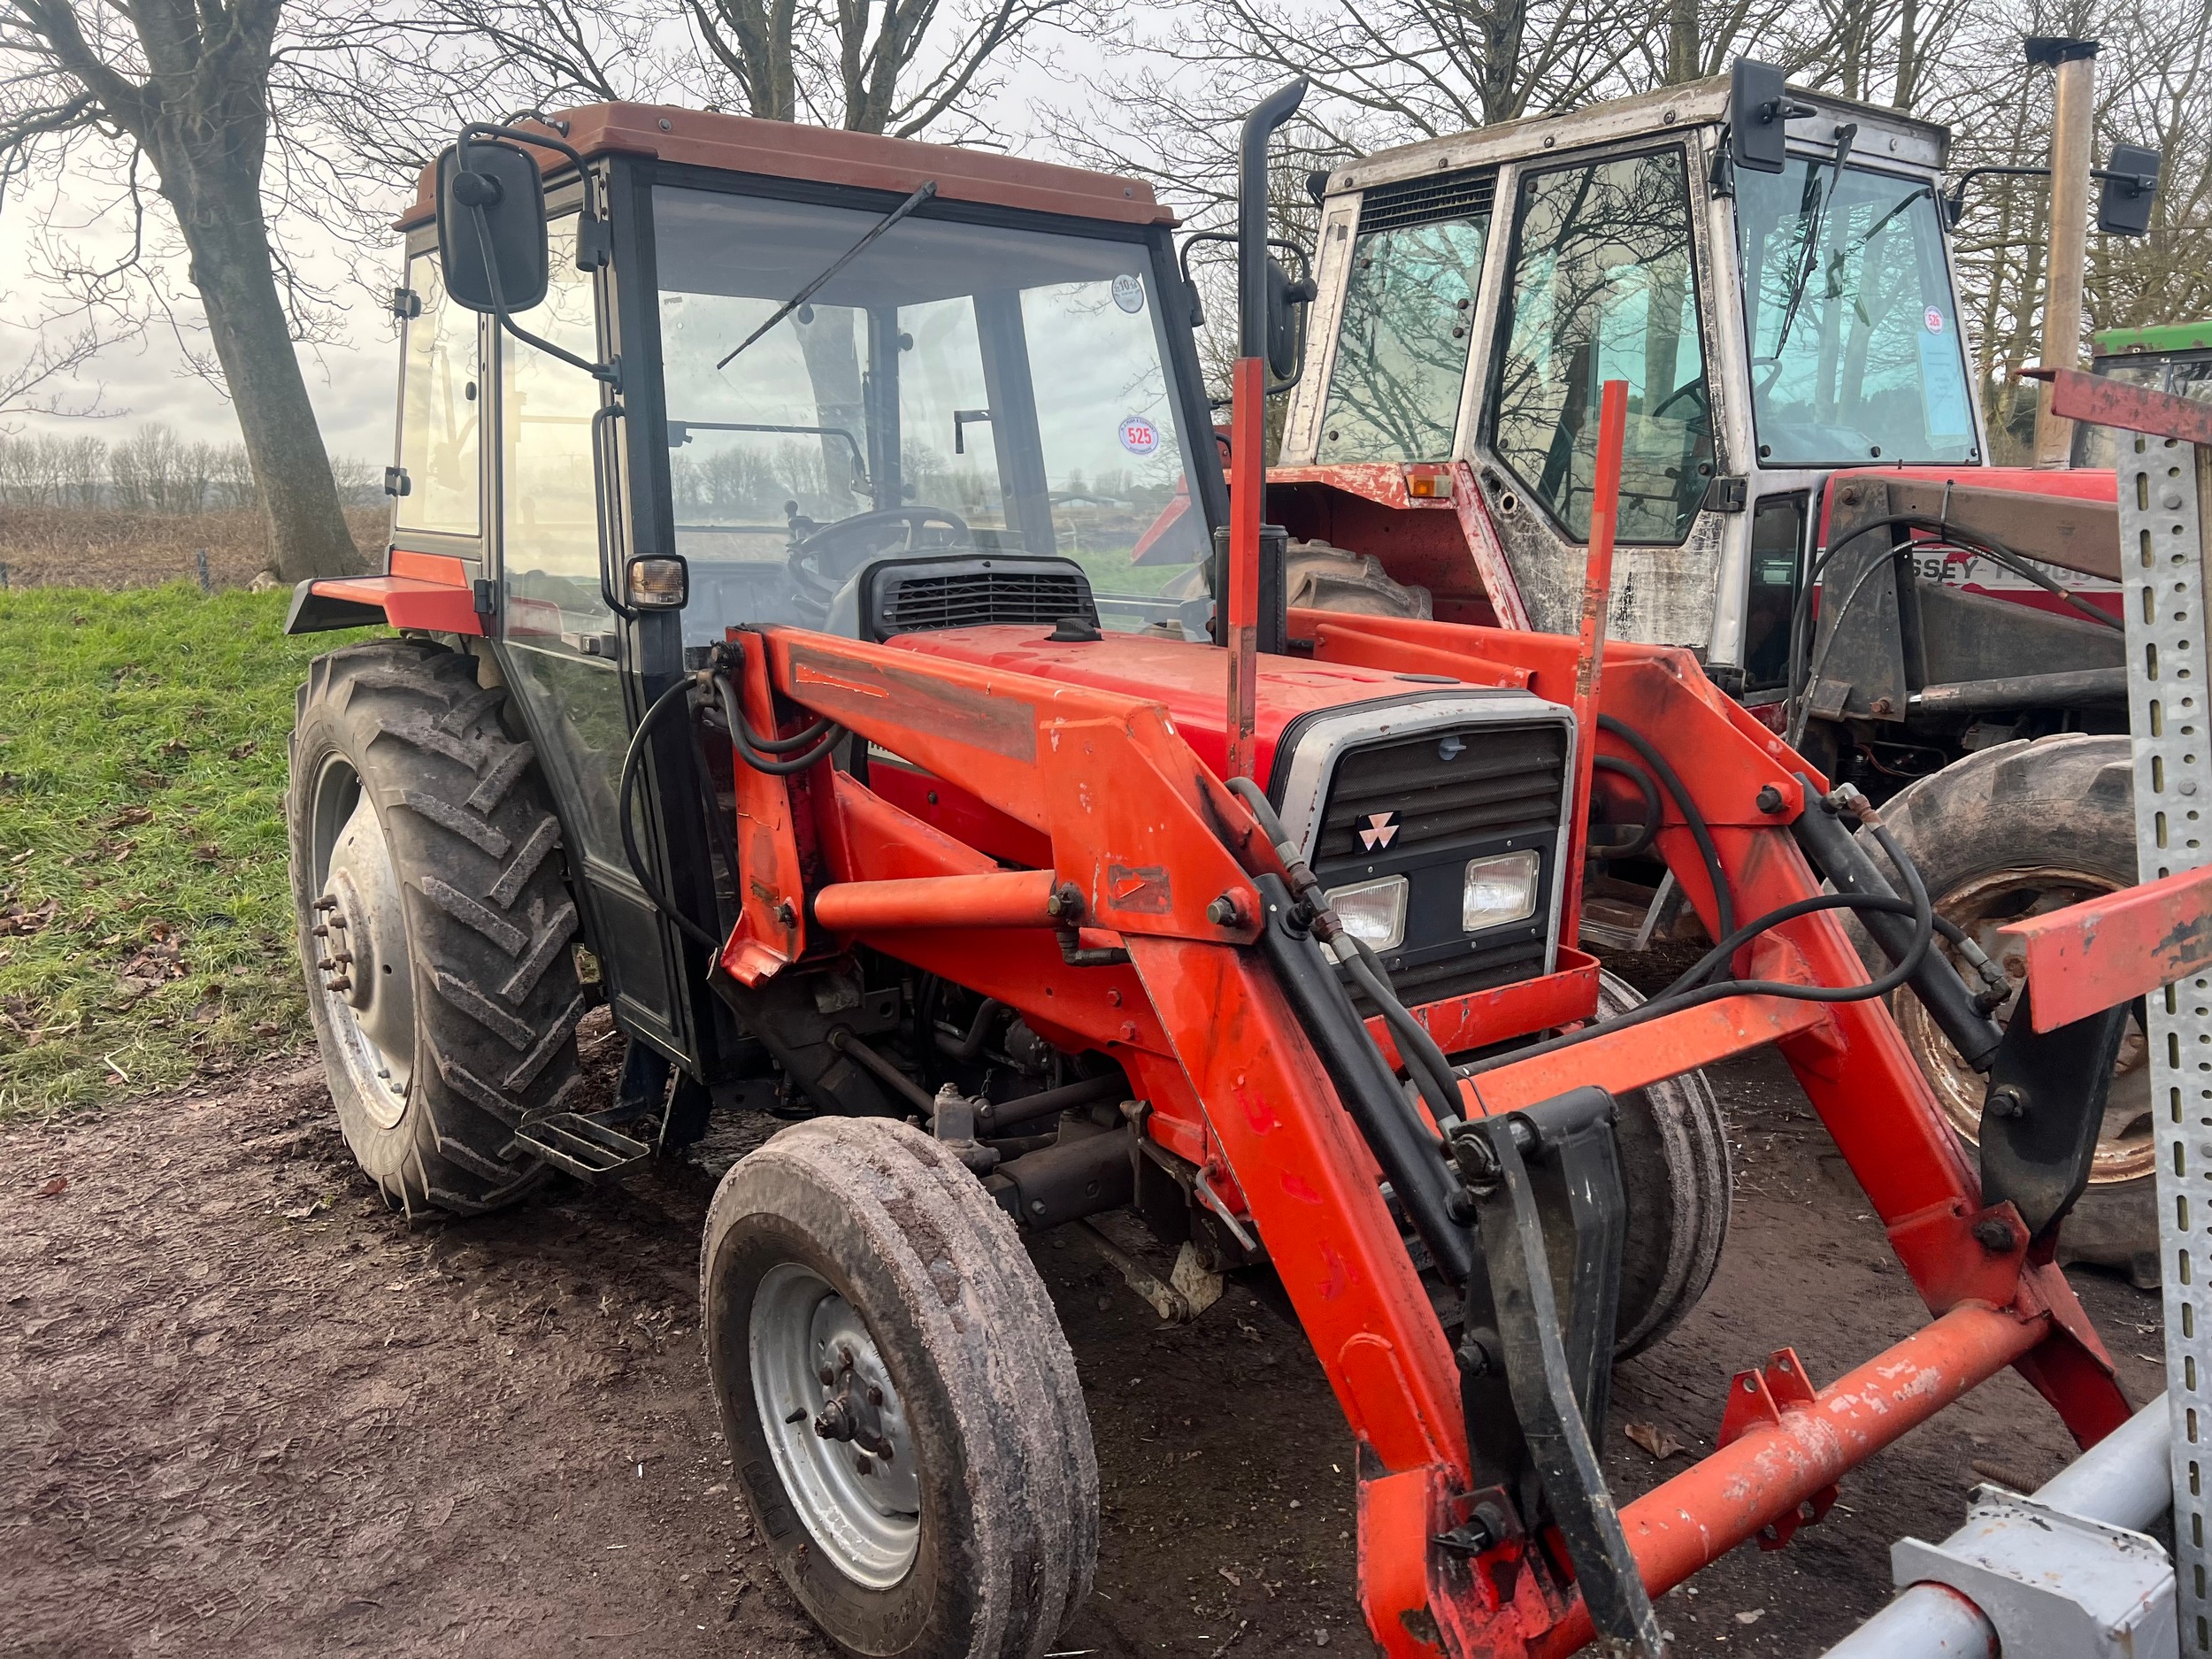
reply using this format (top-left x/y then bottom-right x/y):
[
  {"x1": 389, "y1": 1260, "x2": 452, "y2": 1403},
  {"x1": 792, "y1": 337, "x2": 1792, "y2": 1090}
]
[
  {"x1": 1978, "y1": 982, "x2": 2134, "y2": 1240},
  {"x1": 1451, "y1": 1087, "x2": 1663, "y2": 1657}
]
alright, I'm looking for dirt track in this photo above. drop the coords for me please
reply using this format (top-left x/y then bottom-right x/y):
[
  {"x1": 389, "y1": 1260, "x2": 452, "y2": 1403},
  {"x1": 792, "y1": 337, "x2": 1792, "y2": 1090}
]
[{"x1": 3, "y1": 1018, "x2": 2165, "y2": 1658}]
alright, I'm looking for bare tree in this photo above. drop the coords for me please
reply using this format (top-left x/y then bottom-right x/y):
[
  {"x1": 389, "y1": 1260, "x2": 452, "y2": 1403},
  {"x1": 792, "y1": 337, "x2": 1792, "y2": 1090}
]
[{"x1": 0, "y1": 0, "x2": 367, "y2": 580}]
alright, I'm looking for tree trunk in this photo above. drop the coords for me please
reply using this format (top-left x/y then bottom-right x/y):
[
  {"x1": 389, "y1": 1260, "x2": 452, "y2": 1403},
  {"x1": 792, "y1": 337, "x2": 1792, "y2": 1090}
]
[{"x1": 170, "y1": 166, "x2": 362, "y2": 582}]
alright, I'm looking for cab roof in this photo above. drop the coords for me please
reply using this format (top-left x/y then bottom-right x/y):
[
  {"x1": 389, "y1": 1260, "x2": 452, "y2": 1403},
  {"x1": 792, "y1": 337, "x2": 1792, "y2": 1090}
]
[
  {"x1": 1320, "y1": 74, "x2": 1951, "y2": 199},
  {"x1": 399, "y1": 103, "x2": 1174, "y2": 233}
]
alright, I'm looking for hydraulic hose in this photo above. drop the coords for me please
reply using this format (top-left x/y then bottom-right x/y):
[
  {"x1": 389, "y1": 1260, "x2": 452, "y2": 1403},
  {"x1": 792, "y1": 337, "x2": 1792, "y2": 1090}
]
[
  {"x1": 1223, "y1": 774, "x2": 1467, "y2": 1140},
  {"x1": 713, "y1": 666, "x2": 845, "y2": 775},
  {"x1": 619, "y1": 676, "x2": 726, "y2": 952},
  {"x1": 1589, "y1": 755, "x2": 1661, "y2": 859},
  {"x1": 1461, "y1": 816, "x2": 1935, "y2": 1079},
  {"x1": 1597, "y1": 714, "x2": 1735, "y2": 942}
]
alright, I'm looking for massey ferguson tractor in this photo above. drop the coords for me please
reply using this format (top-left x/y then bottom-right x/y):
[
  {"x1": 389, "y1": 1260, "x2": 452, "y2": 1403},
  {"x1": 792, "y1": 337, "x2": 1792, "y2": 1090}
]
[
  {"x1": 281, "y1": 84, "x2": 2167, "y2": 1659},
  {"x1": 1266, "y1": 60, "x2": 2165, "y2": 1282}
]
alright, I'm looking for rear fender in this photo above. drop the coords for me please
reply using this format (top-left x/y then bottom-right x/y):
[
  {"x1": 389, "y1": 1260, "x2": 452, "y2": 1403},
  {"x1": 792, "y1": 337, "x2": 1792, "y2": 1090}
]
[{"x1": 286, "y1": 550, "x2": 486, "y2": 636}]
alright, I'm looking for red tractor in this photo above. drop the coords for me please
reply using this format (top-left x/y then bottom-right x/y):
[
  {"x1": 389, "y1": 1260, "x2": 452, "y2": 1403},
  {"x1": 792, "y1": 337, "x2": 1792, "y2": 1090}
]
[
  {"x1": 282, "y1": 87, "x2": 2154, "y2": 1659},
  {"x1": 1265, "y1": 60, "x2": 2163, "y2": 1281}
]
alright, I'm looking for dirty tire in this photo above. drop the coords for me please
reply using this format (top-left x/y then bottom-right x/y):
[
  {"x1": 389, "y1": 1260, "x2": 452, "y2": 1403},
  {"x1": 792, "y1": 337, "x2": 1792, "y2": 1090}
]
[
  {"x1": 1846, "y1": 734, "x2": 2154, "y2": 1285},
  {"x1": 1601, "y1": 970, "x2": 1732, "y2": 1357},
  {"x1": 703, "y1": 1118, "x2": 1098, "y2": 1659},
  {"x1": 288, "y1": 638, "x2": 583, "y2": 1216}
]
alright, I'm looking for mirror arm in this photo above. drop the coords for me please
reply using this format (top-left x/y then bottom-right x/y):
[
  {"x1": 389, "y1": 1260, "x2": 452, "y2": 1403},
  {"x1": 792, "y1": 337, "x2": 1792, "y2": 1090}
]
[
  {"x1": 455, "y1": 122, "x2": 620, "y2": 385},
  {"x1": 593, "y1": 402, "x2": 639, "y2": 621}
]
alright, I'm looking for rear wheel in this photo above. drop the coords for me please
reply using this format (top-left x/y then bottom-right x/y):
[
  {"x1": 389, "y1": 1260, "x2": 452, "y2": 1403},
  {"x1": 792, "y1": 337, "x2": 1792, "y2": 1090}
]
[
  {"x1": 703, "y1": 1118, "x2": 1097, "y2": 1659},
  {"x1": 1600, "y1": 971, "x2": 1732, "y2": 1356},
  {"x1": 287, "y1": 639, "x2": 585, "y2": 1216},
  {"x1": 1849, "y1": 734, "x2": 2154, "y2": 1286}
]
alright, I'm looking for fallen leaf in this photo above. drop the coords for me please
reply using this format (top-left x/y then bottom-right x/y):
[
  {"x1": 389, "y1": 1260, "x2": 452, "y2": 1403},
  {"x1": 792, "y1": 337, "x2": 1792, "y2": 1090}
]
[
  {"x1": 1624, "y1": 1421, "x2": 1689, "y2": 1460},
  {"x1": 157, "y1": 738, "x2": 188, "y2": 758},
  {"x1": 101, "y1": 806, "x2": 154, "y2": 830},
  {"x1": 192, "y1": 843, "x2": 222, "y2": 863},
  {"x1": 1217, "y1": 1566, "x2": 1241, "y2": 1587},
  {"x1": 227, "y1": 740, "x2": 257, "y2": 760},
  {"x1": 37, "y1": 1176, "x2": 67, "y2": 1197}
]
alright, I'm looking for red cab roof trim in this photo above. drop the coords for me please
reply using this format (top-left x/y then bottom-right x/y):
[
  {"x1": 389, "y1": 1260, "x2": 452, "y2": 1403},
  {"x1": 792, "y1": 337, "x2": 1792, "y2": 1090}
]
[{"x1": 399, "y1": 103, "x2": 1174, "y2": 232}]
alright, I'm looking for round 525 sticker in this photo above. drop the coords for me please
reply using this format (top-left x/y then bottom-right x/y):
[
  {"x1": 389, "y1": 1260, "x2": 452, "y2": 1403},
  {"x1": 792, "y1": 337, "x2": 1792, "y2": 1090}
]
[
  {"x1": 1118, "y1": 415, "x2": 1160, "y2": 456},
  {"x1": 1111, "y1": 273, "x2": 1146, "y2": 314}
]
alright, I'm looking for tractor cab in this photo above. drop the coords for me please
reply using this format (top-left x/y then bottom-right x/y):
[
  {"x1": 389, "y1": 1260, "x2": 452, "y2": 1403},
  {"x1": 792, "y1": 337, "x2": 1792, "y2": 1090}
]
[
  {"x1": 2074, "y1": 320, "x2": 2212, "y2": 467},
  {"x1": 1277, "y1": 70, "x2": 1978, "y2": 703}
]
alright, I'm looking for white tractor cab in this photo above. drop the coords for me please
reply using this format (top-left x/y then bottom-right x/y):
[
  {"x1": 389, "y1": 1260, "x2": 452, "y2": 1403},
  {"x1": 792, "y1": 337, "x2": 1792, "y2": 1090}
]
[{"x1": 1270, "y1": 61, "x2": 2168, "y2": 1282}]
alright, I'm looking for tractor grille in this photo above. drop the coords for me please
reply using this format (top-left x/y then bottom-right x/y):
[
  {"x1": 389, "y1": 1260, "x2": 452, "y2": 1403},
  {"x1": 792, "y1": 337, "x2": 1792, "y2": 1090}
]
[
  {"x1": 1356, "y1": 171, "x2": 1498, "y2": 235},
  {"x1": 1314, "y1": 724, "x2": 1565, "y2": 864},
  {"x1": 867, "y1": 559, "x2": 1098, "y2": 638},
  {"x1": 1310, "y1": 719, "x2": 1568, "y2": 1020}
]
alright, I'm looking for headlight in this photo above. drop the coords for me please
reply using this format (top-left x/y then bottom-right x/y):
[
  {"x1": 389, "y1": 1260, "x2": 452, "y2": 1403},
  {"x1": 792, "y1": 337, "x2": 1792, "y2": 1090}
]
[
  {"x1": 1324, "y1": 874, "x2": 1409, "y2": 951},
  {"x1": 1462, "y1": 850, "x2": 1540, "y2": 931}
]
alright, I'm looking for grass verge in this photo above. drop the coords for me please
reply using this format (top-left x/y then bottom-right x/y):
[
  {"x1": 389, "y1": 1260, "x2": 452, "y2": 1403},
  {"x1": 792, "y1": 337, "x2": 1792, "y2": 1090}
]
[{"x1": 0, "y1": 584, "x2": 373, "y2": 1114}]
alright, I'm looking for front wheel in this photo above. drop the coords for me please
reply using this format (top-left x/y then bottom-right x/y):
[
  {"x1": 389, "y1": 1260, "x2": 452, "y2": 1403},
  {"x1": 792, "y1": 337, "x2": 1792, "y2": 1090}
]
[
  {"x1": 703, "y1": 1118, "x2": 1097, "y2": 1658},
  {"x1": 1849, "y1": 734, "x2": 2154, "y2": 1286}
]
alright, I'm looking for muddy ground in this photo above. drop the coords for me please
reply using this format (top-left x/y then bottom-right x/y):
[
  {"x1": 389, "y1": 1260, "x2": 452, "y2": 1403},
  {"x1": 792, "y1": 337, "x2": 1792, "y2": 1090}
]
[{"x1": 4, "y1": 1015, "x2": 2165, "y2": 1659}]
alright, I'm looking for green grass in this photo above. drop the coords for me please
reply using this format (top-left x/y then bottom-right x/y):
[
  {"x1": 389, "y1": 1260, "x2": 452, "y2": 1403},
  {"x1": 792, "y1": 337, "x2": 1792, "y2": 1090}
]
[{"x1": 0, "y1": 585, "x2": 373, "y2": 1114}]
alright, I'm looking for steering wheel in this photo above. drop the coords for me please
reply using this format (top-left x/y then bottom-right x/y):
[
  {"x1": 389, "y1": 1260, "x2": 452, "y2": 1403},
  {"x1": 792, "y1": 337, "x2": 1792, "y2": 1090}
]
[
  {"x1": 1649, "y1": 375, "x2": 1709, "y2": 424},
  {"x1": 787, "y1": 505, "x2": 974, "y2": 602}
]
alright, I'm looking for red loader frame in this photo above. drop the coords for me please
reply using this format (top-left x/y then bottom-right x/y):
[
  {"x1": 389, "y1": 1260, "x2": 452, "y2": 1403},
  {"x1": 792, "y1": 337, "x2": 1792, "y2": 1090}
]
[{"x1": 695, "y1": 580, "x2": 2139, "y2": 1654}]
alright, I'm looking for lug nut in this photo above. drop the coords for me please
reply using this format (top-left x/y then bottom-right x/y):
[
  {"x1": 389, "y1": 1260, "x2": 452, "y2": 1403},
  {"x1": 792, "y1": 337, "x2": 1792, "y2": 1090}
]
[
  {"x1": 854, "y1": 1454, "x2": 872, "y2": 1475},
  {"x1": 867, "y1": 1385, "x2": 883, "y2": 1406}
]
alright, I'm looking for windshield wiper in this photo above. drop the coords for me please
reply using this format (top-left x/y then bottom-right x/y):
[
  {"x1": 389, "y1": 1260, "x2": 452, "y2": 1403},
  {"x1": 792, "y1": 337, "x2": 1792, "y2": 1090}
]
[
  {"x1": 1759, "y1": 124, "x2": 1856, "y2": 386},
  {"x1": 716, "y1": 180, "x2": 938, "y2": 371}
]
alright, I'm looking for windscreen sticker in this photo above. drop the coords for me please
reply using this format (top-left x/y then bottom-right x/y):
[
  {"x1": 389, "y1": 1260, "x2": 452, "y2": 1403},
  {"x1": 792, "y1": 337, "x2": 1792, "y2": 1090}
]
[
  {"x1": 1118, "y1": 414, "x2": 1161, "y2": 456},
  {"x1": 1917, "y1": 327, "x2": 1972, "y2": 440},
  {"x1": 1924, "y1": 307, "x2": 1946, "y2": 334},
  {"x1": 1111, "y1": 273, "x2": 1146, "y2": 314}
]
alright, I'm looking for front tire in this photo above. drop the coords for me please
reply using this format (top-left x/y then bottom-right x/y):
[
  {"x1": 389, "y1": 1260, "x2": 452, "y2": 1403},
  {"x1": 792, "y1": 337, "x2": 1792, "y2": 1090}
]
[
  {"x1": 287, "y1": 639, "x2": 585, "y2": 1216},
  {"x1": 703, "y1": 1118, "x2": 1097, "y2": 1658},
  {"x1": 1849, "y1": 734, "x2": 2154, "y2": 1285}
]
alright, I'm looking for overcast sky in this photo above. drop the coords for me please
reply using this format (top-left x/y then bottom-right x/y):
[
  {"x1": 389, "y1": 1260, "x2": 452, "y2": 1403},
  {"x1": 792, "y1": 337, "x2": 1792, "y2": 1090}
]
[{"x1": 0, "y1": 42, "x2": 1132, "y2": 465}]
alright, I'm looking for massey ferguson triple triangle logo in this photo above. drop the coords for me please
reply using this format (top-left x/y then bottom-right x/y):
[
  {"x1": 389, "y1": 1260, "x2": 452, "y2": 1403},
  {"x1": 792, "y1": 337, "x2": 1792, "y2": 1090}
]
[{"x1": 1359, "y1": 812, "x2": 1400, "y2": 851}]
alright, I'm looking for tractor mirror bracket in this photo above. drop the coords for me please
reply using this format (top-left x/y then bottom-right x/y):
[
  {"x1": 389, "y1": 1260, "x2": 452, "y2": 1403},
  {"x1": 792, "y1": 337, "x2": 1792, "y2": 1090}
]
[
  {"x1": 436, "y1": 121, "x2": 621, "y2": 389},
  {"x1": 1727, "y1": 58, "x2": 1812, "y2": 175}
]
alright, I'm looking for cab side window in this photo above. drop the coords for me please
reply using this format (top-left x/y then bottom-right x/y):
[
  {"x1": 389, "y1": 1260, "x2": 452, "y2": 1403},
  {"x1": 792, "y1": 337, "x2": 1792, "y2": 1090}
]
[
  {"x1": 1319, "y1": 175, "x2": 1494, "y2": 463},
  {"x1": 1489, "y1": 150, "x2": 1713, "y2": 543},
  {"x1": 395, "y1": 255, "x2": 483, "y2": 538}
]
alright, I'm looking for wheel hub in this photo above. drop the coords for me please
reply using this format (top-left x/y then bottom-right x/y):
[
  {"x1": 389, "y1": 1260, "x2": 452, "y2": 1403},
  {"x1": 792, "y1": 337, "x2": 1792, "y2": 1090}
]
[
  {"x1": 314, "y1": 781, "x2": 416, "y2": 1129},
  {"x1": 1894, "y1": 864, "x2": 2151, "y2": 1187},
  {"x1": 750, "y1": 1263, "x2": 921, "y2": 1586}
]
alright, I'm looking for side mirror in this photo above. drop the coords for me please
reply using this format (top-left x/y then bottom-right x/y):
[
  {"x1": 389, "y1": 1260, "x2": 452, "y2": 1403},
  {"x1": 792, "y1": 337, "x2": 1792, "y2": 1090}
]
[
  {"x1": 625, "y1": 554, "x2": 688, "y2": 611},
  {"x1": 2098, "y1": 143, "x2": 2161, "y2": 236},
  {"x1": 437, "y1": 137, "x2": 549, "y2": 314},
  {"x1": 1264, "y1": 257, "x2": 1317, "y2": 384},
  {"x1": 1729, "y1": 58, "x2": 1797, "y2": 175}
]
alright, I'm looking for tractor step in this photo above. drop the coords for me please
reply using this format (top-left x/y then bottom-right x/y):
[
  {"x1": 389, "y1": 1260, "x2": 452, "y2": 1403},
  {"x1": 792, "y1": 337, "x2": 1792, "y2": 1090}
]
[{"x1": 511, "y1": 1111, "x2": 654, "y2": 1183}]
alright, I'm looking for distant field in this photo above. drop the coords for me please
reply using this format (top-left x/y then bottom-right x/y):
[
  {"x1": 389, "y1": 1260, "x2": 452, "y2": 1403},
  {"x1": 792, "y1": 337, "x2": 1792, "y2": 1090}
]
[
  {"x1": 0, "y1": 504, "x2": 386, "y2": 591},
  {"x1": 0, "y1": 585, "x2": 373, "y2": 1113}
]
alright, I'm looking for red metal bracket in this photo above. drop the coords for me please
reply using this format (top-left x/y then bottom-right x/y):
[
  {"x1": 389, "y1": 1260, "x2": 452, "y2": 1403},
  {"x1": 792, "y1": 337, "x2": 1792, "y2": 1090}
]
[
  {"x1": 2045, "y1": 364, "x2": 2212, "y2": 446},
  {"x1": 1716, "y1": 1348, "x2": 1836, "y2": 1549},
  {"x1": 2001, "y1": 858, "x2": 2212, "y2": 1030}
]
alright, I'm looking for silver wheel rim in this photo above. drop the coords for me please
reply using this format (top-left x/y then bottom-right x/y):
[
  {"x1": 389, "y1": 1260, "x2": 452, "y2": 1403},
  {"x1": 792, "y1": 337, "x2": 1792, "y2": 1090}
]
[
  {"x1": 749, "y1": 1262, "x2": 921, "y2": 1586},
  {"x1": 308, "y1": 757, "x2": 417, "y2": 1130}
]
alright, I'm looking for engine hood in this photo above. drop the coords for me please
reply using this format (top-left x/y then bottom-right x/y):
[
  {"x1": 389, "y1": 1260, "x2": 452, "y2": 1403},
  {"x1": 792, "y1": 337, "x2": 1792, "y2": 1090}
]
[{"x1": 887, "y1": 626, "x2": 1545, "y2": 789}]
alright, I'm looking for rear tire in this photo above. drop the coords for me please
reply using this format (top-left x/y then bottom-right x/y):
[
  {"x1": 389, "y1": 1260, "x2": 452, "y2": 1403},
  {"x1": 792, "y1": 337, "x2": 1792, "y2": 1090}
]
[
  {"x1": 1847, "y1": 734, "x2": 2154, "y2": 1286},
  {"x1": 1600, "y1": 971, "x2": 1732, "y2": 1356},
  {"x1": 287, "y1": 638, "x2": 585, "y2": 1216},
  {"x1": 703, "y1": 1118, "x2": 1097, "y2": 1659}
]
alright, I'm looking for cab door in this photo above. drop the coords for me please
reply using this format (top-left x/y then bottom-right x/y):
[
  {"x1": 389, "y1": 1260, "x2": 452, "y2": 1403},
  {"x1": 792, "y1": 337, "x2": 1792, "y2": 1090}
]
[
  {"x1": 489, "y1": 204, "x2": 698, "y2": 1067},
  {"x1": 1470, "y1": 142, "x2": 1733, "y2": 650}
]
